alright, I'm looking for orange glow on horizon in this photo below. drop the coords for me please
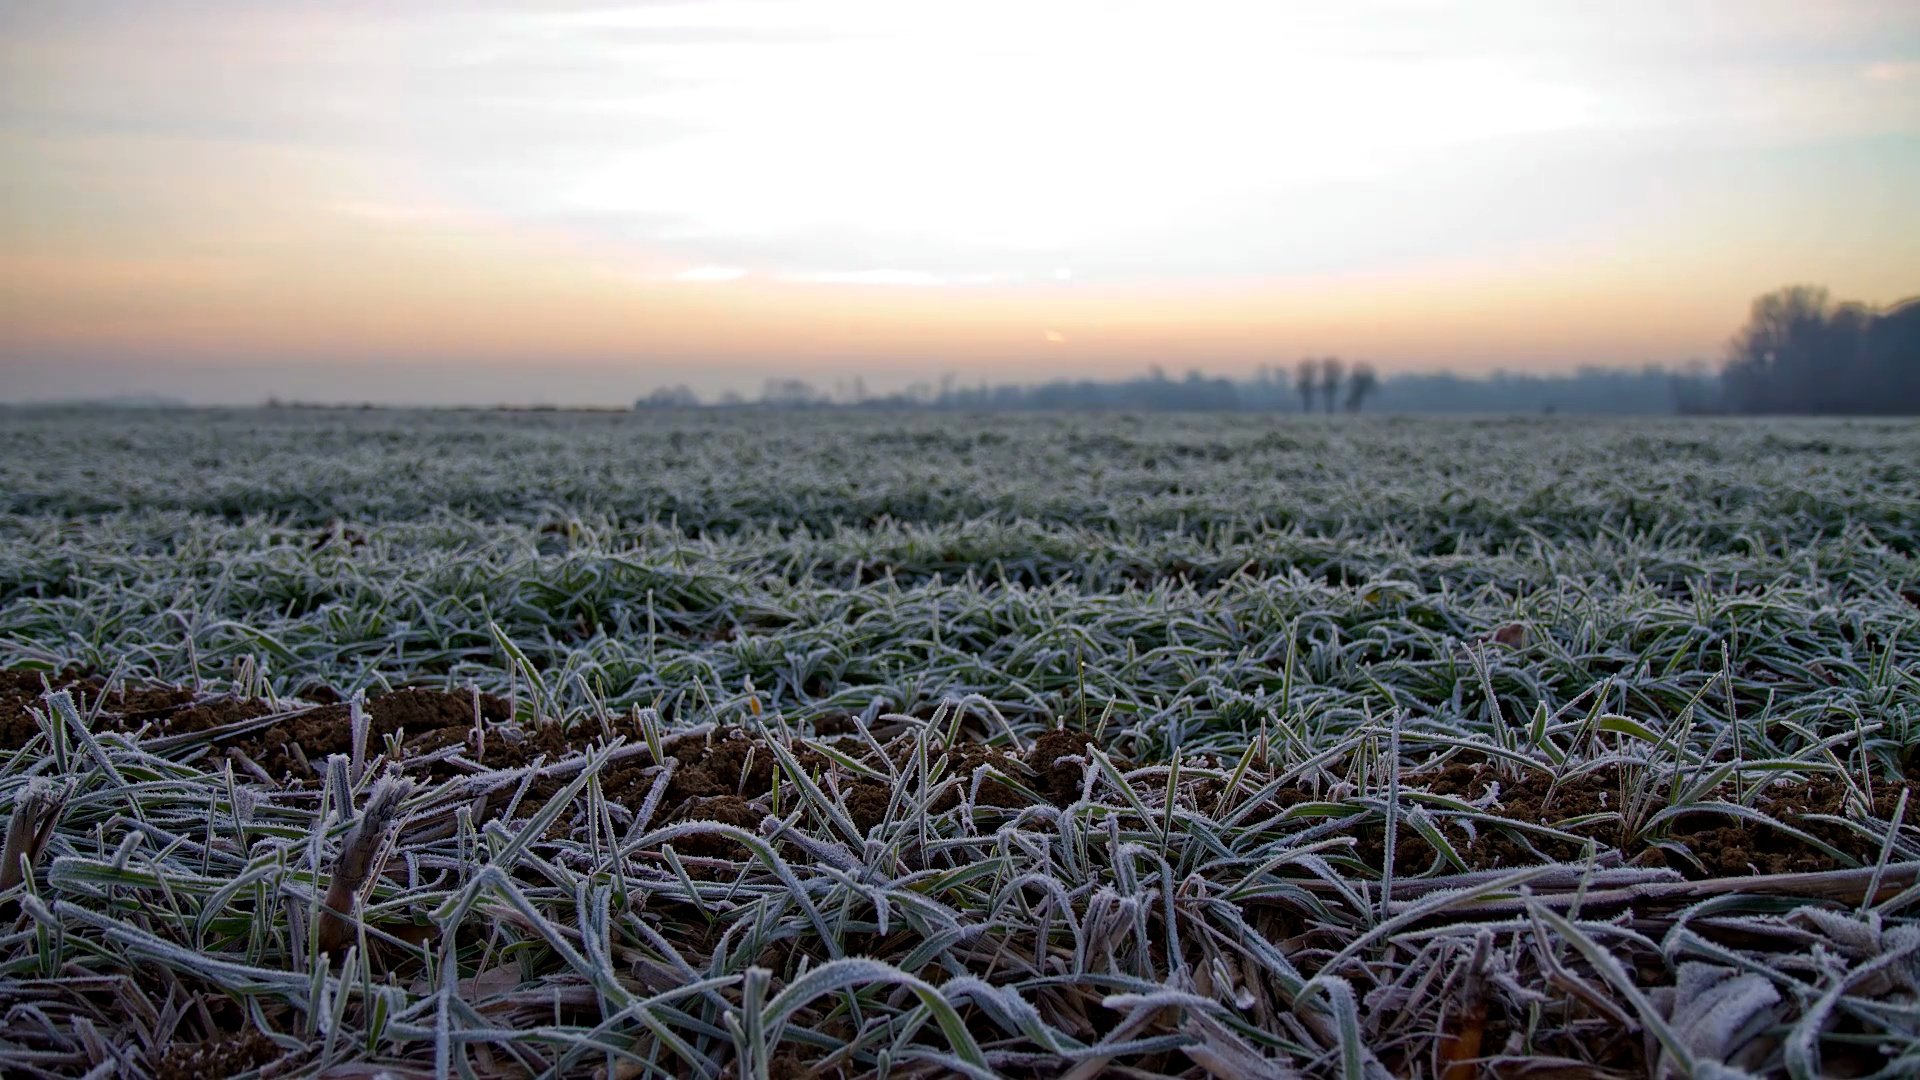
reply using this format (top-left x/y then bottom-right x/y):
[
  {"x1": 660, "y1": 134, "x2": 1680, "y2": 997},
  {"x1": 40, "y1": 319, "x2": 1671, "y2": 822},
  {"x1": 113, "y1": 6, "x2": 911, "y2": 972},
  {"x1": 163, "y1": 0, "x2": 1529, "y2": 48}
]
[{"x1": 3, "y1": 1, "x2": 1918, "y2": 401}]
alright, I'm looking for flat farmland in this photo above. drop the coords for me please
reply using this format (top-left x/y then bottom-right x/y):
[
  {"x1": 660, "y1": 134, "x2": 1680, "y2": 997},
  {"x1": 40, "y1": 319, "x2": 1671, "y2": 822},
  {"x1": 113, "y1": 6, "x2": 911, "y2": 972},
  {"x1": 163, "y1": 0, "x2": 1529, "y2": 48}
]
[{"x1": 2, "y1": 407, "x2": 1918, "y2": 1078}]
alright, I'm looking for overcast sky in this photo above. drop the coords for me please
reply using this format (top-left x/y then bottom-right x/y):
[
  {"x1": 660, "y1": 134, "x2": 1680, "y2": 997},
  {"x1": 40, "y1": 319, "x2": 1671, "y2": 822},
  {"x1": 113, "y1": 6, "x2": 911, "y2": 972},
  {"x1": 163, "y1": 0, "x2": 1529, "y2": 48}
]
[{"x1": 3, "y1": 0, "x2": 1918, "y2": 403}]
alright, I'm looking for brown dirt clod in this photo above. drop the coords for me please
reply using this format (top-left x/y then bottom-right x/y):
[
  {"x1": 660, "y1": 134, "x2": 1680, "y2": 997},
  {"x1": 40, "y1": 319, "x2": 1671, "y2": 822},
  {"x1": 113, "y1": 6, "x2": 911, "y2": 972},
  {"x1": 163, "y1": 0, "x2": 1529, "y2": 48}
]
[
  {"x1": 844, "y1": 781, "x2": 893, "y2": 830},
  {"x1": 810, "y1": 711, "x2": 858, "y2": 737},
  {"x1": 666, "y1": 794, "x2": 765, "y2": 859},
  {"x1": 232, "y1": 687, "x2": 512, "y2": 782},
  {"x1": 1027, "y1": 729, "x2": 1097, "y2": 807}
]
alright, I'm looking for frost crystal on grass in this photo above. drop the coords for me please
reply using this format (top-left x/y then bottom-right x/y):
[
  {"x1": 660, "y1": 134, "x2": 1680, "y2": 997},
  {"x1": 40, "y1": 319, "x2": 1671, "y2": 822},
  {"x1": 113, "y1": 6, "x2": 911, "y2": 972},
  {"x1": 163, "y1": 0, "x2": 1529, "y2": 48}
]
[{"x1": 0, "y1": 409, "x2": 1916, "y2": 1077}]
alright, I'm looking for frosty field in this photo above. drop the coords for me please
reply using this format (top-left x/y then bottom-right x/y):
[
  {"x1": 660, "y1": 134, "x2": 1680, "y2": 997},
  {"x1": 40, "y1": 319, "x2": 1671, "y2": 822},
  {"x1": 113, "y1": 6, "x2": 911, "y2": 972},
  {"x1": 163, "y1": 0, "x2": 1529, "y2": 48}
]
[{"x1": 2, "y1": 406, "x2": 1918, "y2": 1079}]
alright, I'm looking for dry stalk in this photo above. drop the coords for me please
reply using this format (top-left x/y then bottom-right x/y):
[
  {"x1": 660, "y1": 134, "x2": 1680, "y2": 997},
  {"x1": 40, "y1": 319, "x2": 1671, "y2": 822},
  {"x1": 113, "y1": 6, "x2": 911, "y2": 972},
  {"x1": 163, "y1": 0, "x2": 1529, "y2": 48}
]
[
  {"x1": 0, "y1": 779, "x2": 64, "y2": 898},
  {"x1": 317, "y1": 775, "x2": 414, "y2": 956}
]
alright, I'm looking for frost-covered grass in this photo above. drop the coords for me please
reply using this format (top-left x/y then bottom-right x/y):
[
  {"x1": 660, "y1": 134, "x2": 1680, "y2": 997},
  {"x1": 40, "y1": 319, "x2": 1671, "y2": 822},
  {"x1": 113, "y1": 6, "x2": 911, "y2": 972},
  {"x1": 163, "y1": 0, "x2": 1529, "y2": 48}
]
[{"x1": 1, "y1": 407, "x2": 1918, "y2": 1078}]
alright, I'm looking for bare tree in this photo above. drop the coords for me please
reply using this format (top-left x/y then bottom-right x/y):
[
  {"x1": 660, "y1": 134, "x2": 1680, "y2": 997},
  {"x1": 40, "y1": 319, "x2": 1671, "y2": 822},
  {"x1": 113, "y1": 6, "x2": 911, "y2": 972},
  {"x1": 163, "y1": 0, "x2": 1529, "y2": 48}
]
[
  {"x1": 1344, "y1": 362, "x2": 1378, "y2": 412},
  {"x1": 1721, "y1": 286, "x2": 1920, "y2": 414},
  {"x1": 1722, "y1": 285, "x2": 1833, "y2": 413},
  {"x1": 636, "y1": 385, "x2": 700, "y2": 409},
  {"x1": 1318, "y1": 357, "x2": 1345, "y2": 414},
  {"x1": 1295, "y1": 359, "x2": 1318, "y2": 414}
]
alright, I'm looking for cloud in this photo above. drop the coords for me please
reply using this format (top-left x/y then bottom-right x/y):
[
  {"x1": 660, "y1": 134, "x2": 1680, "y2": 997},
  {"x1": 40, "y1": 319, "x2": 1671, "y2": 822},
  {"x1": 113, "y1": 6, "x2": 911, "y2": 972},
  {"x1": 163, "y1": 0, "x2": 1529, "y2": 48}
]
[
  {"x1": 672, "y1": 265, "x2": 747, "y2": 281},
  {"x1": 1863, "y1": 60, "x2": 1920, "y2": 82},
  {"x1": 776, "y1": 268, "x2": 1013, "y2": 286},
  {"x1": 332, "y1": 200, "x2": 462, "y2": 224}
]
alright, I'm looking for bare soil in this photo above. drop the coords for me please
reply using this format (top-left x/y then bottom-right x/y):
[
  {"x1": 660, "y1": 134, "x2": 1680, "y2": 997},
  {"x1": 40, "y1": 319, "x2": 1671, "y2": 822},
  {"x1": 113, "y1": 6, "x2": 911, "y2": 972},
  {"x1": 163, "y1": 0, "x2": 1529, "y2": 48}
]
[
  {"x1": 4, "y1": 670, "x2": 1910, "y2": 880},
  {"x1": 1398, "y1": 759, "x2": 1916, "y2": 876},
  {"x1": 0, "y1": 668, "x2": 511, "y2": 782},
  {"x1": 228, "y1": 687, "x2": 510, "y2": 781},
  {"x1": 0, "y1": 667, "x2": 195, "y2": 748}
]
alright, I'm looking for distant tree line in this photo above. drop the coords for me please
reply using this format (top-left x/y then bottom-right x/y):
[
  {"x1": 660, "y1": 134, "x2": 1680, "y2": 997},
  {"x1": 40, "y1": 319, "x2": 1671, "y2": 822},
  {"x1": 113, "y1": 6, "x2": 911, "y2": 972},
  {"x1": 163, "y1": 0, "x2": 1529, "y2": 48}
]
[
  {"x1": 1715, "y1": 286, "x2": 1920, "y2": 415},
  {"x1": 635, "y1": 286, "x2": 1916, "y2": 415},
  {"x1": 638, "y1": 364, "x2": 1700, "y2": 415}
]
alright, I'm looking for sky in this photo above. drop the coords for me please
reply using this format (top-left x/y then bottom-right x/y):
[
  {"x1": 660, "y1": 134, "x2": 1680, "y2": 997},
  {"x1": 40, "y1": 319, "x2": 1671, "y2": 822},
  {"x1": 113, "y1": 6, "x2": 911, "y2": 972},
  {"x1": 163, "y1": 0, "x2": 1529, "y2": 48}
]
[{"x1": 2, "y1": 0, "x2": 1918, "y2": 404}]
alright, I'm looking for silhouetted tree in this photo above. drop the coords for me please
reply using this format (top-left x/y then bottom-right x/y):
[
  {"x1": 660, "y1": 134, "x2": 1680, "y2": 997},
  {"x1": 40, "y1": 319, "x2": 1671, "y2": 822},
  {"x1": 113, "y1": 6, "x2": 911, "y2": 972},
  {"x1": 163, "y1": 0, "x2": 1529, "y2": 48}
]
[
  {"x1": 1290, "y1": 360, "x2": 1315, "y2": 413},
  {"x1": 1720, "y1": 286, "x2": 1919, "y2": 414},
  {"x1": 1866, "y1": 298, "x2": 1920, "y2": 410},
  {"x1": 636, "y1": 385, "x2": 699, "y2": 408},
  {"x1": 1318, "y1": 357, "x2": 1345, "y2": 414},
  {"x1": 1723, "y1": 286, "x2": 1836, "y2": 413},
  {"x1": 1344, "y1": 362, "x2": 1378, "y2": 412}
]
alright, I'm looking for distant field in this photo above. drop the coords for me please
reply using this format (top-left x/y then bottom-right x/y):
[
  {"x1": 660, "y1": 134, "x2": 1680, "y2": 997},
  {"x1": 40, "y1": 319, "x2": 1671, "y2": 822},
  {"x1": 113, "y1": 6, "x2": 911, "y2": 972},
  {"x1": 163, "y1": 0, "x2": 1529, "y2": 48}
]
[{"x1": 2, "y1": 407, "x2": 1918, "y2": 1078}]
